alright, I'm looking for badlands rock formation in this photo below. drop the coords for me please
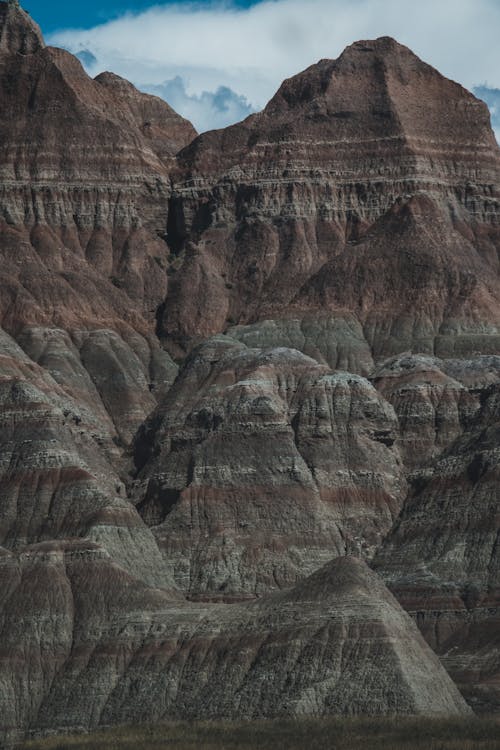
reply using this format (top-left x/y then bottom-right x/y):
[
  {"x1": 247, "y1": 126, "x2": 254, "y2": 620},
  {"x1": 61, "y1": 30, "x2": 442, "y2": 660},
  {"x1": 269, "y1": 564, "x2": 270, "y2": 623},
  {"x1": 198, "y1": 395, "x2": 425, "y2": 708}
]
[
  {"x1": 0, "y1": 1, "x2": 499, "y2": 744},
  {"x1": 162, "y1": 37, "x2": 500, "y2": 365},
  {"x1": 0, "y1": 2, "x2": 189, "y2": 446},
  {"x1": 371, "y1": 354, "x2": 480, "y2": 470},
  {"x1": 134, "y1": 336, "x2": 405, "y2": 598},
  {"x1": 375, "y1": 361, "x2": 500, "y2": 713},
  {"x1": 0, "y1": 550, "x2": 469, "y2": 747},
  {"x1": 0, "y1": 4, "x2": 195, "y2": 334},
  {"x1": 0, "y1": 326, "x2": 174, "y2": 589}
]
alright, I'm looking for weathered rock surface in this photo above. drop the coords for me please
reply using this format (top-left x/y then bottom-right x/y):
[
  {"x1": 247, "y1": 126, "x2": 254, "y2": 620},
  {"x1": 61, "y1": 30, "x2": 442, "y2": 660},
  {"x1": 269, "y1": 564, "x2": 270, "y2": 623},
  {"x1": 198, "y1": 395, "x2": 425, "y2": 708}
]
[
  {"x1": 0, "y1": 2, "x2": 43, "y2": 55},
  {"x1": 162, "y1": 37, "x2": 500, "y2": 366},
  {"x1": 0, "y1": 3, "x2": 195, "y2": 336},
  {"x1": 228, "y1": 315, "x2": 375, "y2": 375},
  {"x1": 0, "y1": 4, "x2": 499, "y2": 741},
  {"x1": 374, "y1": 378, "x2": 500, "y2": 713},
  {"x1": 134, "y1": 336, "x2": 405, "y2": 598},
  {"x1": 0, "y1": 323, "x2": 174, "y2": 590},
  {"x1": 0, "y1": 550, "x2": 469, "y2": 747},
  {"x1": 16, "y1": 326, "x2": 177, "y2": 445},
  {"x1": 372, "y1": 354, "x2": 480, "y2": 470},
  {"x1": 0, "y1": 2, "x2": 187, "y2": 446}
]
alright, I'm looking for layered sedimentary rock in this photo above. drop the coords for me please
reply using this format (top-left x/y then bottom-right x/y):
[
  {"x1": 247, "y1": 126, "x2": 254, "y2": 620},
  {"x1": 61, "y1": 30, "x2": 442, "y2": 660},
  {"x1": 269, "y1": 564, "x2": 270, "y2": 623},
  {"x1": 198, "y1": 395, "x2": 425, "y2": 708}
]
[
  {"x1": 0, "y1": 550, "x2": 469, "y2": 747},
  {"x1": 0, "y1": 325, "x2": 173, "y2": 588},
  {"x1": 375, "y1": 374, "x2": 500, "y2": 712},
  {"x1": 134, "y1": 336, "x2": 405, "y2": 598},
  {"x1": 228, "y1": 316, "x2": 375, "y2": 375},
  {"x1": 16, "y1": 326, "x2": 177, "y2": 444},
  {"x1": 0, "y1": 2, "x2": 190, "y2": 442},
  {"x1": 162, "y1": 37, "x2": 500, "y2": 365},
  {"x1": 371, "y1": 354, "x2": 480, "y2": 470},
  {"x1": 0, "y1": 4, "x2": 195, "y2": 335},
  {"x1": 1, "y1": 3, "x2": 500, "y2": 740}
]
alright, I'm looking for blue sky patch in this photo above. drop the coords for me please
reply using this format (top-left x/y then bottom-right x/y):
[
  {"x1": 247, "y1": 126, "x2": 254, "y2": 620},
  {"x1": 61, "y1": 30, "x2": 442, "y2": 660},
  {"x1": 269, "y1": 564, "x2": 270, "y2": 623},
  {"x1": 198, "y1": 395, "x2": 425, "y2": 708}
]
[{"x1": 24, "y1": 0, "x2": 259, "y2": 34}]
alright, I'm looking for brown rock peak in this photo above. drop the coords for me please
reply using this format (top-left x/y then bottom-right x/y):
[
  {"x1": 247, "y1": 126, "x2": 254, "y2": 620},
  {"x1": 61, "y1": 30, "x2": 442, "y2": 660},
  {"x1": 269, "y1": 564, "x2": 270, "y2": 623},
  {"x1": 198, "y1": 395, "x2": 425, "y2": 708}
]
[
  {"x1": 164, "y1": 36, "x2": 500, "y2": 356},
  {"x1": 338, "y1": 35, "x2": 422, "y2": 61},
  {"x1": 264, "y1": 35, "x2": 494, "y2": 147},
  {"x1": 179, "y1": 34, "x2": 497, "y2": 181},
  {"x1": 286, "y1": 555, "x2": 393, "y2": 602},
  {"x1": 0, "y1": 1, "x2": 44, "y2": 55},
  {"x1": 264, "y1": 36, "x2": 422, "y2": 110}
]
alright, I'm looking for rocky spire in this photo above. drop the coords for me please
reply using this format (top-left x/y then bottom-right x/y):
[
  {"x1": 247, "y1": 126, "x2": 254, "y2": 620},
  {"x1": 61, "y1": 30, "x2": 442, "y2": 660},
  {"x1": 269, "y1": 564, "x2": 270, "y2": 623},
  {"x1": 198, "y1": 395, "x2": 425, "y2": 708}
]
[{"x1": 0, "y1": 0, "x2": 44, "y2": 55}]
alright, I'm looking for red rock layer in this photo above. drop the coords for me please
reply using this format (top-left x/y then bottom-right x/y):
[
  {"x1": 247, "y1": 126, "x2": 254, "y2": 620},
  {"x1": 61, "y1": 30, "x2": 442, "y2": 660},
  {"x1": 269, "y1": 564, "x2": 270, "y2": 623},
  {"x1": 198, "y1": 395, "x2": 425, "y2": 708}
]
[
  {"x1": 161, "y1": 37, "x2": 500, "y2": 364},
  {"x1": 375, "y1": 374, "x2": 500, "y2": 713},
  {"x1": 134, "y1": 337, "x2": 405, "y2": 598},
  {"x1": 0, "y1": 11, "x2": 196, "y2": 332},
  {"x1": 0, "y1": 549, "x2": 469, "y2": 746},
  {"x1": 0, "y1": 4, "x2": 499, "y2": 733},
  {"x1": 0, "y1": 3, "x2": 193, "y2": 442}
]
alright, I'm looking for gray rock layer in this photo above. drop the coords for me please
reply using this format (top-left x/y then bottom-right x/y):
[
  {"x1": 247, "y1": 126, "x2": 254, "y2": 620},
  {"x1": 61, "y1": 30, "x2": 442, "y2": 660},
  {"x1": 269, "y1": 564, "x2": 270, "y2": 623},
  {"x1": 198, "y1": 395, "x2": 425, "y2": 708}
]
[
  {"x1": 0, "y1": 550, "x2": 469, "y2": 747},
  {"x1": 0, "y1": 8, "x2": 498, "y2": 743},
  {"x1": 375, "y1": 372, "x2": 500, "y2": 713},
  {"x1": 134, "y1": 336, "x2": 405, "y2": 597}
]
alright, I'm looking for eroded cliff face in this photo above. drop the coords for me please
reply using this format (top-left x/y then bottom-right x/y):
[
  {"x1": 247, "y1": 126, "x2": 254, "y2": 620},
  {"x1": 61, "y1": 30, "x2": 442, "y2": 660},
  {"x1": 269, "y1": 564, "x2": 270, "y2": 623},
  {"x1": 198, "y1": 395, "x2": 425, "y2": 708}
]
[
  {"x1": 0, "y1": 2, "x2": 191, "y2": 455},
  {"x1": 371, "y1": 354, "x2": 481, "y2": 470},
  {"x1": 0, "y1": 23, "x2": 195, "y2": 334},
  {"x1": 161, "y1": 37, "x2": 500, "y2": 364},
  {"x1": 0, "y1": 3, "x2": 500, "y2": 744},
  {"x1": 374, "y1": 370, "x2": 500, "y2": 713},
  {"x1": 133, "y1": 336, "x2": 405, "y2": 598},
  {"x1": 0, "y1": 550, "x2": 469, "y2": 747},
  {"x1": 0, "y1": 326, "x2": 176, "y2": 589}
]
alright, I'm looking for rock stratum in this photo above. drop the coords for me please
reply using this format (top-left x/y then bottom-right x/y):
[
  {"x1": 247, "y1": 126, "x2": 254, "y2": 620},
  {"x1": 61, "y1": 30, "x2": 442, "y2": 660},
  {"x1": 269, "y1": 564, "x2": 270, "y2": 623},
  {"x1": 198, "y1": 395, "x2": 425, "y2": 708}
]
[
  {"x1": 0, "y1": 551, "x2": 469, "y2": 747},
  {"x1": 133, "y1": 336, "x2": 405, "y2": 598},
  {"x1": 0, "y1": 2, "x2": 499, "y2": 745},
  {"x1": 162, "y1": 36, "x2": 500, "y2": 366}
]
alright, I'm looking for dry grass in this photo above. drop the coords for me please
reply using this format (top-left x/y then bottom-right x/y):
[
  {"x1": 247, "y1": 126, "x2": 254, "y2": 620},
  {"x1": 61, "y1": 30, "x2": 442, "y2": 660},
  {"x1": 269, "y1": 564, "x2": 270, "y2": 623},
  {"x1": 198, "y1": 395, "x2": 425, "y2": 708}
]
[{"x1": 20, "y1": 716, "x2": 500, "y2": 750}]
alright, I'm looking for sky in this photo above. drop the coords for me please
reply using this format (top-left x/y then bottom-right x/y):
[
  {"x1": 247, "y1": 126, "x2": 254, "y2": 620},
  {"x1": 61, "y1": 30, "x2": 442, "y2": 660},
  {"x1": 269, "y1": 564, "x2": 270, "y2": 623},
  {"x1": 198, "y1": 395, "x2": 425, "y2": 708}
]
[{"x1": 22, "y1": 0, "x2": 500, "y2": 136}]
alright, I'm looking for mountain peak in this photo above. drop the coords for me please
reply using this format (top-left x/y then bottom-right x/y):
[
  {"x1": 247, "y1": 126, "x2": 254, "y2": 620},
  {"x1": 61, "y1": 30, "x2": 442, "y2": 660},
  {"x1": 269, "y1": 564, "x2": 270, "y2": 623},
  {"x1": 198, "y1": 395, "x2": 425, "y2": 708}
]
[
  {"x1": 333, "y1": 35, "x2": 437, "y2": 78},
  {"x1": 0, "y1": 1, "x2": 44, "y2": 56},
  {"x1": 342, "y1": 35, "x2": 412, "y2": 53},
  {"x1": 260, "y1": 35, "x2": 495, "y2": 153}
]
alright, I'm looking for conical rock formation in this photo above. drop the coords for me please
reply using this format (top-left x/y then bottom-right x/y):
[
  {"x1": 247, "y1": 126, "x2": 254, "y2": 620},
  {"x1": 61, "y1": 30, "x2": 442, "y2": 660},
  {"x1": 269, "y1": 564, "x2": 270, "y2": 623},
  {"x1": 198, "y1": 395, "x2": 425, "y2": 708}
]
[
  {"x1": 162, "y1": 38, "x2": 500, "y2": 366},
  {"x1": 0, "y1": 552, "x2": 470, "y2": 747},
  {"x1": 0, "y1": 10, "x2": 498, "y2": 742}
]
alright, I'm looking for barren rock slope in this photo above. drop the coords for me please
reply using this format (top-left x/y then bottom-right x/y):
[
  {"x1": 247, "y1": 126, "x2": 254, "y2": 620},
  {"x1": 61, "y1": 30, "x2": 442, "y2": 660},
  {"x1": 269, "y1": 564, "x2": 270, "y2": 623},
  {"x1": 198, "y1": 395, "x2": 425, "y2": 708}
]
[
  {"x1": 0, "y1": 2, "x2": 190, "y2": 447},
  {"x1": 0, "y1": 3, "x2": 500, "y2": 743},
  {"x1": 162, "y1": 37, "x2": 500, "y2": 366},
  {"x1": 375, "y1": 368, "x2": 500, "y2": 713},
  {"x1": 0, "y1": 551, "x2": 469, "y2": 747},
  {"x1": 134, "y1": 336, "x2": 405, "y2": 598}
]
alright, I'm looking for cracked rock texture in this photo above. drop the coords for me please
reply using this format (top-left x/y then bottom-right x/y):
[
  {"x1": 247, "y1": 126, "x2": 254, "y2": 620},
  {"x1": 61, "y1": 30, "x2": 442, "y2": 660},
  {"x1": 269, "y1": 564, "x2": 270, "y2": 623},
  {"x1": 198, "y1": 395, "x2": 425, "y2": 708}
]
[
  {"x1": 162, "y1": 37, "x2": 500, "y2": 366},
  {"x1": 0, "y1": 551, "x2": 469, "y2": 747},
  {"x1": 374, "y1": 374, "x2": 500, "y2": 714},
  {"x1": 0, "y1": 4, "x2": 499, "y2": 744},
  {"x1": 134, "y1": 336, "x2": 405, "y2": 598}
]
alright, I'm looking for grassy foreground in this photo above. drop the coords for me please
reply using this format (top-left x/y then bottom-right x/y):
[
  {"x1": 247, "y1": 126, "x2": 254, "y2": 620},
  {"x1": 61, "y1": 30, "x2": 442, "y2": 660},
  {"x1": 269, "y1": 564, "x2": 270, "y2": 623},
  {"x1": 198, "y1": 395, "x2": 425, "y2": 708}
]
[{"x1": 21, "y1": 717, "x2": 500, "y2": 750}]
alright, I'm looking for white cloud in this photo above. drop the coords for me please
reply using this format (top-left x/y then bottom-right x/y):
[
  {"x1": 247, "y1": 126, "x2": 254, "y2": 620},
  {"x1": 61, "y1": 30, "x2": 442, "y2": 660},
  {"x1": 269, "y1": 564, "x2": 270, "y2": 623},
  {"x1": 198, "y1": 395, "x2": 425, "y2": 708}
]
[
  {"x1": 143, "y1": 77, "x2": 254, "y2": 132},
  {"x1": 474, "y1": 86, "x2": 500, "y2": 144},
  {"x1": 49, "y1": 0, "x2": 500, "y2": 132}
]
